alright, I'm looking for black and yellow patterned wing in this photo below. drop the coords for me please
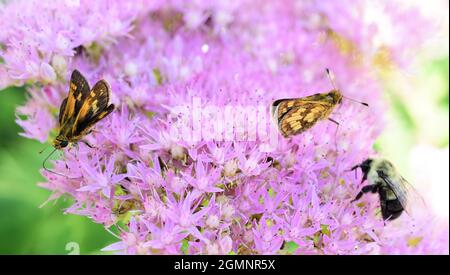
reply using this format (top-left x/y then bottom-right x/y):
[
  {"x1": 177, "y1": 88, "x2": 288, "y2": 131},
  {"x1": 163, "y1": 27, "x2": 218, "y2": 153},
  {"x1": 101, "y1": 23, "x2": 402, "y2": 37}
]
[
  {"x1": 271, "y1": 91, "x2": 342, "y2": 137},
  {"x1": 277, "y1": 101, "x2": 334, "y2": 137},
  {"x1": 71, "y1": 79, "x2": 115, "y2": 139},
  {"x1": 58, "y1": 70, "x2": 91, "y2": 127},
  {"x1": 58, "y1": 97, "x2": 68, "y2": 126}
]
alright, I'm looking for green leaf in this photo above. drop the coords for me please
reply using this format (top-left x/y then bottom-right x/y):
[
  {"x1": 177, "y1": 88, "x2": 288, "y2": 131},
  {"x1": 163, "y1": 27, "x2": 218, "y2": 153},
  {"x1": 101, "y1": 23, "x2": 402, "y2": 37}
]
[
  {"x1": 321, "y1": 224, "x2": 331, "y2": 237},
  {"x1": 153, "y1": 68, "x2": 163, "y2": 86},
  {"x1": 313, "y1": 232, "x2": 321, "y2": 247},
  {"x1": 181, "y1": 239, "x2": 189, "y2": 255},
  {"x1": 284, "y1": 241, "x2": 299, "y2": 254}
]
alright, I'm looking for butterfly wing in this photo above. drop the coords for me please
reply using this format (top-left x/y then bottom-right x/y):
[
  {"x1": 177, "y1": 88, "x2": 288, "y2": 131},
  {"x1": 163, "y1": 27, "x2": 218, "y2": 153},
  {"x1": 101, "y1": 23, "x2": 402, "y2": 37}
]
[
  {"x1": 71, "y1": 79, "x2": 114, "y2": 138},
  {"x1": 58, "y1": 97, "x2": 68, "y2": 126},
  {"x1": 271, "y1": 93, "x2": 327, "y2": 121},
  {"x1": 272, "y1": 94, "x2": 336, "y2": 137},
  {"x1": 59, "y1": 70, "x2": 91, "y2": 128}
]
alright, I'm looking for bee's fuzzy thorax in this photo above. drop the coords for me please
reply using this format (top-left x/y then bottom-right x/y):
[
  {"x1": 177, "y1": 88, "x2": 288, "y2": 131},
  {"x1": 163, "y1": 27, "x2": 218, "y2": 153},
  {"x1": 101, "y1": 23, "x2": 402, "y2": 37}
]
[{"x1": 368, "y1": 158, "x2": 397, "y2": 185}]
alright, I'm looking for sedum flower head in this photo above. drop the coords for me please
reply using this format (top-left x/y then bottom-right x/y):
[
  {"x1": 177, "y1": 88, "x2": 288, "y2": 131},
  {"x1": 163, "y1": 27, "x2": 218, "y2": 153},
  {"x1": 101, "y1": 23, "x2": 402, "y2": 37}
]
[{"x1": 1, "y1": 0, "x2": 447, "y2": 254}]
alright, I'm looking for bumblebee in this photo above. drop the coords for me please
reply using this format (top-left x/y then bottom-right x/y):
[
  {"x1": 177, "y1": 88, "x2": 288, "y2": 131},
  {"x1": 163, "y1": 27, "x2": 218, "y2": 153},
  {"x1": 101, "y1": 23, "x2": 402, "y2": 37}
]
[{"x1": 350, "y1": 158, "x2": 424, "y2": 221}]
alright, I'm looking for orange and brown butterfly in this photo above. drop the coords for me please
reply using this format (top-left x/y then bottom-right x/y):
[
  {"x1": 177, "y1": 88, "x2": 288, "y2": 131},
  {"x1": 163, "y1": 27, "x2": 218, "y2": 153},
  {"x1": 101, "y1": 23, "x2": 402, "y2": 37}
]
[
  {"x1": 271, "y1": 69, "x2": 367, "y2": 138},
  {"x1": 42, "y1": 70, "x2": 115, "y2": 175}
]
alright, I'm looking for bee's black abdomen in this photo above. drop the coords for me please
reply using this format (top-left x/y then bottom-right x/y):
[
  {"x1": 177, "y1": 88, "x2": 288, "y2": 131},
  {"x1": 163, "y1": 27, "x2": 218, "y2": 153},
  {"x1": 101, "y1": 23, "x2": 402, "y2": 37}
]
[
  {"x1": 381, "y1": 200, "x2": 404, "y2": 221},
  {"x1": 379, "y1": 189, "x2": 404, "y2": 221}
]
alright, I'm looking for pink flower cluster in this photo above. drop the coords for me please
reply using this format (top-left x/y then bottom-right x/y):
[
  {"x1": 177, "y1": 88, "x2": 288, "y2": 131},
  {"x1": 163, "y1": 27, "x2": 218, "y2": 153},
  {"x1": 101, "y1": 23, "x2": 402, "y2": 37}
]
[{"x1": 1, "y1": 0, "x2": 447, "y2": 254}]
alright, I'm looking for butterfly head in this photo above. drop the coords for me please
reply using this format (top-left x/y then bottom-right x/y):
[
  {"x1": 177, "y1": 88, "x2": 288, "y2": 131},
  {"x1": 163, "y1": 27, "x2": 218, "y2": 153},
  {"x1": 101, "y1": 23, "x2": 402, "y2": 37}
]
[
  {"x1": 53, "y1": 135, "x2": 69, "y2": 149},
  {"x1": 328, "y1": 90, "x2": 343, "y2": 105}
]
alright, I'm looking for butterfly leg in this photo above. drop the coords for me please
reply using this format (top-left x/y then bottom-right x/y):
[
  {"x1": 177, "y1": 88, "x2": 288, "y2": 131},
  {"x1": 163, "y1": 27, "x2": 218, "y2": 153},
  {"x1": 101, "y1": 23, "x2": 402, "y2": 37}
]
[
  {"x1": 81, "y1": 140, "x2": 95, "y2": 149},
  {"x1": 328, "y1": 117, "x2": 340, "y2": 132},
  {"x1": 328, "y1": 117, "x2": 340, "y2": 152},
  {"x1": 87, "y1": 129, "x2": 98, "y2": 135},
  {"x1": 68, "y1": 143, "x2": 77, "y2": 152}
]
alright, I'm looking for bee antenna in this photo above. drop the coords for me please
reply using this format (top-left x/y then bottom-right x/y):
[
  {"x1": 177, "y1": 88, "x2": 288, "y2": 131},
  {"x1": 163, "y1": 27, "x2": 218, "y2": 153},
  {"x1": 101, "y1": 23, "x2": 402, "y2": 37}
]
[{"x1": 42, "y1": 148, "x2": 69, "y2": 178}]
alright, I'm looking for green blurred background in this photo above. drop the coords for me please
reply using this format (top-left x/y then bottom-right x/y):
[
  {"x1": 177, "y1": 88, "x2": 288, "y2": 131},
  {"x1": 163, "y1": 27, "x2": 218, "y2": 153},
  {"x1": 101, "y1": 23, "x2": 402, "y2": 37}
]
[{"x1": 0, "y1": 87, "x2": 116, "y2": 254}]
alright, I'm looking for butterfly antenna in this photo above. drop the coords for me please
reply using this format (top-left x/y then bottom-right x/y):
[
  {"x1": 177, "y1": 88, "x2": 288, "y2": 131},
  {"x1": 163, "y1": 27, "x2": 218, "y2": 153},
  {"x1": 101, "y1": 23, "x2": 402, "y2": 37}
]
[
  {"x1": 342, "y1": 95, "x2": 369, "y2": 107},
  {"x1": 39, "y1": 145, "x2": 49, "y2": 154},
  {"x1": 326, "y1": 68, "x2": 369, "y2": 107},
  {"x1": 325, "y1": 68, "x2": 338, "y2": 90},
  {"x1": 42, "y1": 148, "x2": 68, "y2": 178}
]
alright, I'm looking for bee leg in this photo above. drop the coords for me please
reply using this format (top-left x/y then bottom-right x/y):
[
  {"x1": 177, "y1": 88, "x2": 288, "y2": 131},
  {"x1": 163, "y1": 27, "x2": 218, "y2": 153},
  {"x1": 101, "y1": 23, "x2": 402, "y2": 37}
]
[
  {"x1": 351, "y1": 184, "x2": 378, "y2": 203},
  {"x1": 360, "y1": 173, "x2": 368, "y2": 184},
  {"x1": 349, "y1": 164, "x2": 360, "y2": 179}
]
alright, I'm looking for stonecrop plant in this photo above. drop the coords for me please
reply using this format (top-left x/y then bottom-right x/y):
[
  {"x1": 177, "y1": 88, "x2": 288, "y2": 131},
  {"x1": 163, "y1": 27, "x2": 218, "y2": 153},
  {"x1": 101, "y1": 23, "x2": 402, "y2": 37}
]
[{"x1": 1, "y1": 0, "x2": 448, "y2": 254}]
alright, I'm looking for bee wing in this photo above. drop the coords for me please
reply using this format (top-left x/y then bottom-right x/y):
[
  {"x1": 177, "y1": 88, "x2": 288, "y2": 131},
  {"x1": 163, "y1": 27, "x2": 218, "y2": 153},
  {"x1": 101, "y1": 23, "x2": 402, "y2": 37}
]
[
  {"x1": 377, "y1": 171, "x2": 426, "y2": 215},
  {"x1": 399, "y1": 176, "x2": 427, "y2": 214}
]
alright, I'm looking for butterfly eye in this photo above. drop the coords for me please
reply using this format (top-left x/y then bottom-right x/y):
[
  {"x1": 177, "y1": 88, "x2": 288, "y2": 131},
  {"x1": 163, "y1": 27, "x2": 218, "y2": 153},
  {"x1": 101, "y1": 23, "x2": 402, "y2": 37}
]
[{"x1": 60, "y1": 140, "x2": 69, "y2": 148}]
